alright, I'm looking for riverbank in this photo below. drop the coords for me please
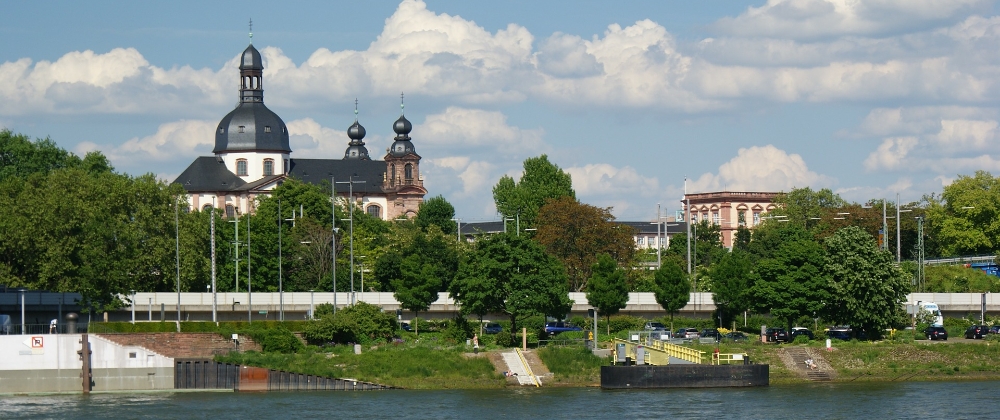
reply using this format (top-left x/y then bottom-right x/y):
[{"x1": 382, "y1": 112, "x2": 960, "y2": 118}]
[{"x1": 213, "y1": 335, "x2": 1000, "y2": 389}]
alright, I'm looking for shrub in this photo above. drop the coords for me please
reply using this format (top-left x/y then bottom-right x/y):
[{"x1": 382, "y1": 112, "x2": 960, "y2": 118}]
[
  {"x1": 495, "y1": 331, "x2": 514, "y2": 347},
  {"x1": 303, "y1": 302, "x2": 396, "y2": 345},
  {"x1": 442, "y1": 316, "x2": 474, "y2": 343},
  {"x1": 249, "y1": 327, "x2": 303, "y2": 353},
  {"x1": 607, "y1": 315, "x2": 644, "y2": 333},
  {"x1": 792, "y1": 334, "x2": 810, "y2": 344}
]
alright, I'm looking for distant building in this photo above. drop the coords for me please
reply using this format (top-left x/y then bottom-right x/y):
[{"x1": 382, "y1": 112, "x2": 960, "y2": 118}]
[
  {"x1": 682, "y1": 191, "x2": 780, "y2": 248},
  {"x1": 173, "y1": 42, "x2": 427, "y2": 218}
]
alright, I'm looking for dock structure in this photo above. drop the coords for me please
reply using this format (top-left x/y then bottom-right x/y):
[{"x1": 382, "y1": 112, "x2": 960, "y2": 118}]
[{"x1": 601, "y1": 333, "x2": 767, "y2": 388}]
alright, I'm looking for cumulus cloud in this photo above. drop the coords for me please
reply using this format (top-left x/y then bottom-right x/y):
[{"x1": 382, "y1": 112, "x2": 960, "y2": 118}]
[
  {"x1": 689, "y1": 145, "x2": 834, "y2": 193},
  {"x1": 863, "y1": 137, "x2": 918, "y2": 171},
  {"x1": 286, "y1": 118, "x2": 352, "y2": 159},
  {"x1": 73, "y1": 119, "x2": 216, "y2": 173},
  {"x1": 712, "y1": 0, "x2": 988, "y2": 39},
  {"x1": 859, "y1": 106, "x2": 1000, "y2": 175},
  {"x1": 415, "y1": 106, "x2": 545, "y2": 155}
]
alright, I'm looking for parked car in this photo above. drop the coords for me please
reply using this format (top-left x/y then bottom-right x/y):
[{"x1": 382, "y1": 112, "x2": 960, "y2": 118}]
[
  {"x1": 989, "y1": 325, "x2": 1000, "y2": 335},
  {"x1": 401, "y1": 322, "x2": 412, "y2": 332},
  {"x1": 965, "y1": 325, "x2": 988, "y2": 339},
  {"x1": 672, "y1": 328, "x2": 699, "y2": 339},
  {"x1": 701, "y1": 329, "x2": 721, "y2": 340},
  {"x1": 723, "y1": 332, "x2": 747, "y2": 342},
  {"x1": 924, "y1": 326, "x2": 948, "y2": 341},
  {"x1": 765, "y1": 328, "x2": 789, "y2": 343},
  {"x1": 644, "y1": 322, "x2": 667, "y2": 331},
  {"x1": 790, "y1": 327, "x2": 814, "y2": 341},
  {"x1": 826, "y1": 327, "x2": 852, "y2": 341},
  {"x1": 544, "y1": 322, "x2": 582, "y2": 335},
  {"x1": 483, "y1": 323, "x2": 503, "y2": 334}
]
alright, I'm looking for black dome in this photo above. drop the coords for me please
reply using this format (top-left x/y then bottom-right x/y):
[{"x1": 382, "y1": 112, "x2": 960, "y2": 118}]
[
  {"x1": 240, "y1": 44, "x2": 263, "y2": 70},
  {"x1": 393, "y1": 115, "x2": 412, "y2": 136},
  {"x1": 347, "y1": 121, "x2": 366, "y2": 141},
  {"x1": 344, "y1": 144, "x2": 370, "y2": 160},
  {"x1": 213, "y1": 102, "x2": 290, "y2": 153}
]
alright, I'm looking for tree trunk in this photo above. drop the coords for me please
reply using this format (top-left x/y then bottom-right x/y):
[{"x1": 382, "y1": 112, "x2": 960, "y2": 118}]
[{"x1": 414, "y1": 311, "x2": 419, "y2": 336}]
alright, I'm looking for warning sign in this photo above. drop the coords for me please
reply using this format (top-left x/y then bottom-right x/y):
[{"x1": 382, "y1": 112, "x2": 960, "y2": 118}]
[
  {"x1": 31, "y1": 336, "x2": 43, "y2": 348},
  {"x1": 20, "y1": 336, "x2": 44, "y2": 355}
]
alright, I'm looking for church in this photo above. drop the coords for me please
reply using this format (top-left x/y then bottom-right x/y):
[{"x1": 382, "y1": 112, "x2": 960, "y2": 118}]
[{"x1": 173, "y1": 42, "x2": 427, "y2": 219}]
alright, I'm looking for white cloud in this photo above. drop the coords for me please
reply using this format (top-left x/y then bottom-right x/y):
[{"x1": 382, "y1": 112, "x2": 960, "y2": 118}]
[
  {"x1": 713, "y1": 0, "x2": 987, "y2": 39},
  {"x1": 689, "y1": 145, "x2": 834, "y2": 192},
  {"x1": 416, "y1": 106, "x2": 545, "y2": 155},
  {"x1": 565, "y1": 164, "x2": 658, "y2": 197},
  {"x1": 73, "y1": 120, "x2": 216, "y2": 173},
  {"x1": 286, "y1": 118, "x2": 351, "y2": 159},
  {"x1": 863, "y1": 137, "x2": 918, "y2": 171},
  {"x1": 535, "y1": 32, "x2": 603, "y2": 78}
]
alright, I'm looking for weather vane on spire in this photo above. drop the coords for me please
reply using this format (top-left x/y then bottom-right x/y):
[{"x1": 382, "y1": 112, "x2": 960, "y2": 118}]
[
  {"x1": 249, "y1": 18, "x2": 253, "y2": 43},
  {"x1": 400, "y1": 92, "x2": 405, "y2": 114},
  {"x1": 354, "y1": 98, "x2": 359, "y2": 121}
]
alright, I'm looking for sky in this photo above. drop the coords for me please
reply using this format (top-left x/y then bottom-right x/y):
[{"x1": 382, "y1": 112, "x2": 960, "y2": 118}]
[{"x1": 2, "y1": 0, "x2": 999, "y2": 222}]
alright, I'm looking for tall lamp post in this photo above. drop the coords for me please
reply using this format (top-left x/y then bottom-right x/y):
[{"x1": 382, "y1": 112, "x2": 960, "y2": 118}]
[
  {"x1": 451, "y1": 218, "x2": 462, "y2": 241},
  {"x1": 278, "y1": 199, "x2": 284, "y2": 322},
  {"x1": 336, "y1": 177, "x2": 365, "y2": 308},
  {"x1": 175, "y1": 196, "x2": 181, "y2": 325}
]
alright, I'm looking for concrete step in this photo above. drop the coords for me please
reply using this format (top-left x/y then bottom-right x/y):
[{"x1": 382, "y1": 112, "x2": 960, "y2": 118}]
[{"x1": 501, "y1": 352, "x2": 535, "y2": 386}]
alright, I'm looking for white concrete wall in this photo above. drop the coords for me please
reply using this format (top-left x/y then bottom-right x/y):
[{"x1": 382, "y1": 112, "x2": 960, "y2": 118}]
[{"x1": 0, "y1": 334, "x2": 173, "y2": 393}]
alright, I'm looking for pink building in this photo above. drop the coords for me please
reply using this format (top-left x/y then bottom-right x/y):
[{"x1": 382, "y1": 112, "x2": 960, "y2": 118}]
[{"x1": 683, "y1": 191, "x2": 780, "y2": 248}]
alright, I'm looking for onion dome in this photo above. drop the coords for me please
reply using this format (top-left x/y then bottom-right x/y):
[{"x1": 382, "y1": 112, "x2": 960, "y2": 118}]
[
  {"x1": 212, "y1": 43, "x2": 290, "y2": 154},
  {"x1": 344, "y1": 102, "x2": 370, "y2": 160}
]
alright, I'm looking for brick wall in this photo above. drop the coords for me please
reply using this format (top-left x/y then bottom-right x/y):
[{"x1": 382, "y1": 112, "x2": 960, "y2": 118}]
[{"x1": 97, "y1": 333, "x2": 261, "y2": 358}]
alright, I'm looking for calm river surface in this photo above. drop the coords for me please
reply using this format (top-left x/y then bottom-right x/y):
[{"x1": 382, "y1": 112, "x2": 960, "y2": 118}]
[{"x1": 1, "y1": 381, "x2": 993, "y2": 419}]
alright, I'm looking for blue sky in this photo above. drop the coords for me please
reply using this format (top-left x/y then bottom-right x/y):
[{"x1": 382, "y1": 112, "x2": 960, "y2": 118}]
[{"x1": 2, "y1": 0, "x2": 998, "y2": 221}]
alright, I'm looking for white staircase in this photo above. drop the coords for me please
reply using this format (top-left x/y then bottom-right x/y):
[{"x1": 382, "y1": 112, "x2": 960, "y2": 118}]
[{"x1": 501, "y1": 351, "x2": 537, "y2": 386}]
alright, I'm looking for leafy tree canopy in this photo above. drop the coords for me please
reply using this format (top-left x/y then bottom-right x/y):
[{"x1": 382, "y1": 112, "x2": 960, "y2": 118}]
[
  {"x1": 652, "y1": 257, "x2": 689, "y2": 329},
  {"x1": 825, "y1": 226, "x2": 912, "y2": 339},
  {"x1": 926, "y1": 171, "x2": 1000, "y2": 256},
  {"x1": 414, "y1": 195, "x2": 457, "y2": 235},
  {"x1": 748, "y1": 237, "x2": 831, "y2": 330},
  {"x1": 710, "y1": 249, "x2": 753, "y2": 326},
  {"x1": 535, "y1": 196, "x2": 636, "y2": 291},
  {"x1": 585, "y1": 254, "x2": 629, "y2": 333},
  {"x1": 492, "y1": 155, "x2": 574, "y2": 230},
  {"x1": 450, "y1": 233, "x2": 571, "y2": 338}
]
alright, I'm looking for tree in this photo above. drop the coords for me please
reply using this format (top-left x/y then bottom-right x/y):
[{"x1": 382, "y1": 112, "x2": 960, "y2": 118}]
[
  {"x1": 824, "y1": 226, "x2": 911, "y2": 339},
  {"x1": 535, "y1": 197, "x2": 636, "y2": 291},
  {"x1": 733, "y1": 226, "x2": 752, "y2": 251},
  {"x1": 390, "y1": 231, "x2": 459, "y2": 334},
  {"x1": 0, "y1": 130, "x2": 84, "y2": 182},
  {"x1": 711, "y1": 250, "x2": 753, "y2": 327},
  {"x1": 413, "y1": 195, "x2": 456, "y2": 235},
  {"x1": 652, "y1": 257, "x2": 689, "y2": 331},
  {"x1": 925, "y1": 171, "x2": 1000, "y2": 256},
  {"x1": 748, "y1": 237, "x2": 831, "y2": 331},
  {"x1": 585, "y1": 254, "x2": 629, "y2": 335},
  {"x1": 450, "y1": 233, "x2": 572, "y2": 343},
  {"x1": 772, "y1": 187, "x2": 848, "y2": 230},
  {"x1": 492, "y1": 155, "x2": 574, "y2": 230}
]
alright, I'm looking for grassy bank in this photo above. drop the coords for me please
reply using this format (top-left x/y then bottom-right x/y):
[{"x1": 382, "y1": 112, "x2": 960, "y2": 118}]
[
  {"x1": 212, "y1": 331, "x2": 1000, "y2": 388},
  {"x1": 216, "y1": 340, "x2": 503, "y2": 389}
]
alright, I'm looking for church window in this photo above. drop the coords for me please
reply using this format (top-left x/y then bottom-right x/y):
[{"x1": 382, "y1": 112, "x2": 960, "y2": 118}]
[
  {"x1": 263, "y1": 159, "x2": 274, "y2": 176},
  {"x1": 282, "y1": 126, "x2": 286, "y2": 133},
  {"x1": 238, "y1": 126, "x2": 245, "y2": 133},
  {"x1": 284, "y1": 159, "x2": 289, "y2": 174},
  {"x1": 264, "y1": 126, "x2": 271, "y2": 133},
  {"x1": 738, "y1": 211, "x2": 746, "y2": 226},
  {"x1": 367, "y1": 205, "x2": 381, "y2": 219},
  {"x1": 236, "y1": 159, "x2": 248, "y2": 176},
  {"x1": 753, "y1": 211, "x2": 761, "y2": 226},
  {"x1": 218, "y1": 128, "x2": 224, "y2": 134},
  {"x1": 202, "y1": 204, "x2": 213, "y2": 212},
  {"x1": 226, "y1": 205, "x2": 235, "y2": 218},
  {"x1": 390, "y1": 164, "x2": 396, "y2": 183},
  {"x1": 404, "y1": 163, "x2": 413, "y2": 180}
]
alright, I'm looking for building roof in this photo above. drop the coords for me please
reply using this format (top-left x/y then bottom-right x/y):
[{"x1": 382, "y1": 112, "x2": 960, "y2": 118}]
[
  {"x1": 287, "y1": 158, "x2": 386, "y2": 193},
  {"x1": 459, "y1": 220, "x2": 689, "y2": 236},
  {"x1": 213, "y1": 102, "x2": 290, "y2": 153},
  {"x1": 174, "y1": 156, "x2": 247, "y2": 192}
]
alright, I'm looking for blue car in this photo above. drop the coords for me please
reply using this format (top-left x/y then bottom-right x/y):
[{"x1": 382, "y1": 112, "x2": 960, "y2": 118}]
[
  {"x1": 483, "y1": 323, "x2": 503, "y2": 334},
  {"x1": 544, "y1": 322, "x2": 582, "y2": 335}
]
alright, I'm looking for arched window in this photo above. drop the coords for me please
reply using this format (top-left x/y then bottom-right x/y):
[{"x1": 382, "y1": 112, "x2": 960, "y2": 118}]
[
  {"x1": 390, "y1": 164, "x2": 396, "y2": 184},
  {"x1": 404, "y1": 163, "x2": 413, "y2": 180},
  {"x1": 263, "y1": 159, "x2": 274, "y2": 176},
  {"x1": 367, "y1": 205, "x2": 381, "y2": 219},
  {"x1": 236, "y1": 159, "x2": 248, "y2": 176},
  {"x1": 226, "y1": 204, "x2": 235, "y2": 218},
  {"x1": 202, "y1": 204, "x2": 213, "y2": 212}
]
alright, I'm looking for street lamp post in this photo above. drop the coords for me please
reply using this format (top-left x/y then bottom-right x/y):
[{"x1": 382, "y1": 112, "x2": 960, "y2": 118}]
[
  {"x1": 451, "y1": 218, "x2": 462, "y2": 241},
  {"x1": 278, "y1": 199, "x2": 283, "y2": 322},
  {"x1": 337, "y1": 177, "x2": 366, "y2": 308},
  {"x1": 20, "y1": 289, "x2": 26, "y2": 335},
  {"x1": 131, "y1": 290, "x2": 136, "y2": 324},
  {"x1": 210, "y1": 206, "x2": 217, "y2": 323},
  {"x1": 175, "y1": 196, "x2": 181, "y2": 325}
]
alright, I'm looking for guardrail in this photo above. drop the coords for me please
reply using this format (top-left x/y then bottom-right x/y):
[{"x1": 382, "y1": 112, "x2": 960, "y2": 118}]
[
  {"x1": 515, "y1": 348, "x2": 540, "y2": 387},
  {"x1": 0, "y1": 323, "x2": 89, "y2": 335}
]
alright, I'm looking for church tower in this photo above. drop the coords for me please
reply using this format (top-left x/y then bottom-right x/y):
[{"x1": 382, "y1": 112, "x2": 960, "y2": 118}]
[{"x1": 383, "y1": 97, "x2": 426, "y2": 219}]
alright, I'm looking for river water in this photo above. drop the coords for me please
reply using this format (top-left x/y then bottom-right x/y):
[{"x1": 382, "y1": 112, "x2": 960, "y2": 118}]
[{"x1": 1, "y1": 381, "x2": 992, "y2": 419}]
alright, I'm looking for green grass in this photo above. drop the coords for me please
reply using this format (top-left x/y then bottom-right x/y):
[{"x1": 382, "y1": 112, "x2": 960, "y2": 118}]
[
  {"x1": 537, "y1": 345, "x2": 608, "y2": 385},
  {"x1": 216, "y1": 341, "x2": 504, "y2": 389}
]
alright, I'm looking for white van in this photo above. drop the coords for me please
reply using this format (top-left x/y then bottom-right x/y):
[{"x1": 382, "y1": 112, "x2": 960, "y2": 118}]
[{"x1": 917, "y1": 302, "x2": 944, "y2": 327}]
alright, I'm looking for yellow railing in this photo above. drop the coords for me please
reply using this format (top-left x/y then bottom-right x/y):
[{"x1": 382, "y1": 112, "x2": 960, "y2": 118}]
[
  {"x1": 612, "y1": 338, "x2": 707, "y2": 365},
  {"x1": 515, "y1": 348, "x2": 540, "y2": 387},
  {"x1": 711, "y1": 351, "x2": 749, "y2": 365}
]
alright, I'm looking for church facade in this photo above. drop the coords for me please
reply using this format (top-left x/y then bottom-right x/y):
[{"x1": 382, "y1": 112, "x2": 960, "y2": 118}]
[{"x1": 173, "y1": 43, "x2": 427, "y2": 219}]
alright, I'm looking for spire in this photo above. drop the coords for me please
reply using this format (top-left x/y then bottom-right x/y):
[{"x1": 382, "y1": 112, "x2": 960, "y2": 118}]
[
  {"x1": 345, "y1": 99, "x2": 369, "y2": 160},
  {"x1": 400, "y1": 92, "x2": 405, "y2": 115},
  {"x1": 249, "y1": 18, "x2": 253, "y2": 44},
  {"x1": 354, "y1": 98, "x2": 359, "y2": 122}
]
